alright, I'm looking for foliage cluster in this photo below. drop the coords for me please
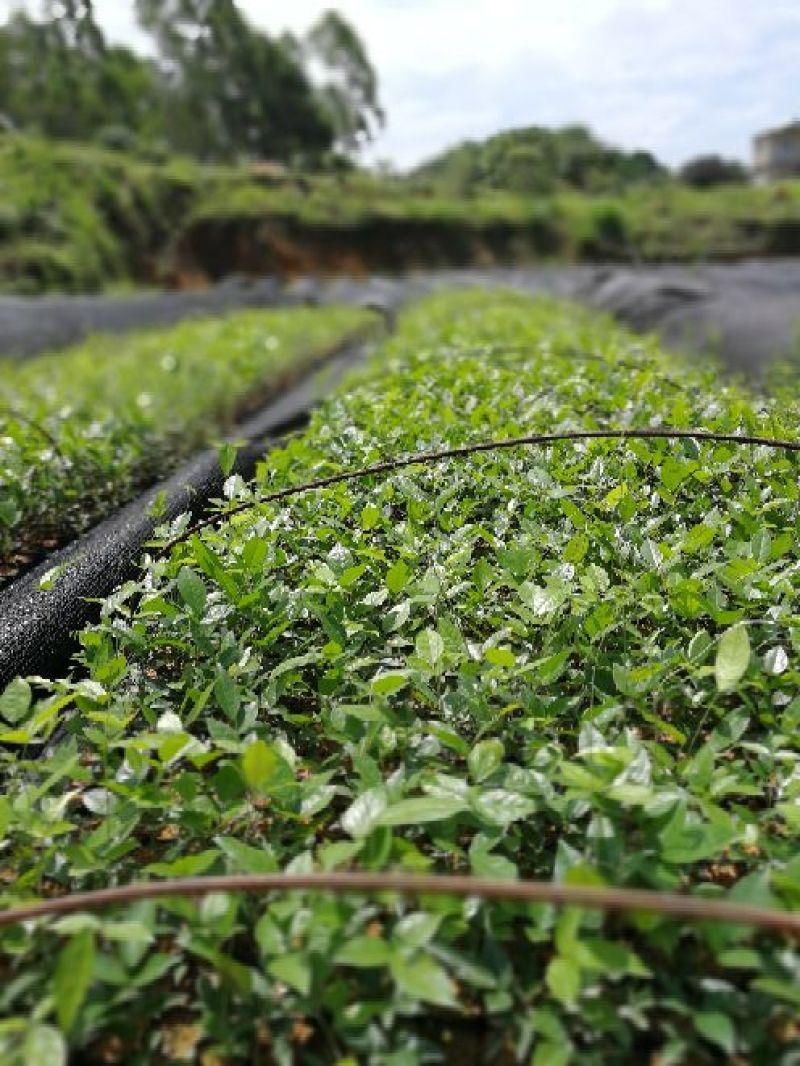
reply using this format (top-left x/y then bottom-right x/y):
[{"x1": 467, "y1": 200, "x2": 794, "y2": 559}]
[
  {"x1": 410, "y1": 126, "x2": 668, "y2": 198},
  {"x1": 0, "y1": 303, "x2": 373, "y2": 575},
  {"x1": 0, "y1": 1, "x2": 382, "y2": 165},
  {"x1": 1, "y1": 291, "x2": 799, "y2": 1063},
  {"x1": 679, "y1": 156, "x2": 751, "y2": 190}
]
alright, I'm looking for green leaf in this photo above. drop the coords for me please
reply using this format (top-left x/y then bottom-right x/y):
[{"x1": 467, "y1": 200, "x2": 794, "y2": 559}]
[
  {"x1": 38, "y1": 564, "x2": 68, "y2": 591},
  {"x1": 0, "y1": 496, "x2": 20, "y2": 527},
  {"x1": 214, "y1": 670, "x2": 241, "y2": 719},
  {"x1": 23, "y1": 1026, "x2": 67, "y2": 1066},
  {"x1": 268, "y1": 953, "x2": 312, "y2": 996},
  {"x1": 147, "y1": 489, "x2": 168, "y2": 519},
  {"x1": 545, "y1": 956, "x2": 581, "y2": 1007},
  {"x1": 469, "y1": 835, "x2": 518, "y2": 880},
  {"x1": 55, "y1": 929, "x2": 95, "y2": 1032},
  {"x1": 177, "y1": 567, "x2": 207, "y2": 615},
  {"x1": 0, "y1": 678, "x2": 32, "y2": 725},
  {"x1": 472, "y1": 789, "x2": 536, "y2": 826},
  {"x1": 763, "y1": 646, "x2": 789, "y2": 675},
  {"x1": 376, "y1": 796, "x2": 468, "y2": 828},
  {"x1": 0, "y1": 796, "x2": 11, "y2": 842},
  {"x1": 371, "y1": 671, "x2": 409, "y2": 696},
  {"x1": 361, "y1": 504, "x2": 381, "y2": 530},
  {"x1": 393, "y1": 912, "x2": 442, "y2": 948},
  {"x1": 519, "y1": 578, "x2": 570, "y2": 619},
  {"x1": 752, "y1": 976, "x2": 800, "y2": 1007},
  {"x1": 242, "y1": 537, "x2": 268, "y2": 572},
  {"x1": 145, "y1": 850, "x2": 219, "y2": 877},
  {"x1": 564, "y1": 532, "x2": 589, "y2": 564},
  {"x1": 386, "y1": 559, "x2": 410, "y2": 594},
  {"x1": 715, "y1": 625, "x2": 750, "y2": 692},
  {"x1": 131, "y1": 953, "x2": 176, "y2": 989},
  {"x1": 218, "y1": 442, "x2": 238, "y2": 476},
  {"x1": 341, "y1": 786, "x2": 388, "y2": 839},
  {"x1": 242, "y1": 740, "x2": 295, "y2": 796},
  {"x1": 468, "y1": 739, "x2": 505, "y2": 783},
  {"x1": 335, "y1": 936, "x2": 393, "y2": 968},
  {"x1": 484, "y1": 646, "x2": 516, "y2": 668},
  {"x1": 415, "y1": 628, "x2": 444, "y2": 669},
  {"x1": 215, "y1": 836, "x2": 278, "y2": 874},
  {"x1": 577, "y1": 938, "x2": 651, "y2": 978},
  {"x1": 694, "y1": 1011, "x2": 736, "y2": 1054},
  {"x1": 532, "y1": 1043, "x2": 571, "y2": 1066},
  {"x1": 391, "y1": 953, "x2": 458, "y2": 1007}
]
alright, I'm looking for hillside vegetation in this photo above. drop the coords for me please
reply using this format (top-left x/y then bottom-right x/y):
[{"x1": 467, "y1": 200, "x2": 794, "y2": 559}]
[
  {"x1": 1, "y1": 291, "x2": 799, "y2": 1062},
  {"x1": 1, "y1": 133, "x2": 800, "y2": 294}
]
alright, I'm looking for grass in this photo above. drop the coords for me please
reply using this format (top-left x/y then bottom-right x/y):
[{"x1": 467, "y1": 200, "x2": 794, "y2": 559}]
[
  {"x1": 1, "y1": 291, "x2": 799, "y2": 1063},
  {"x1": 0, "y1": 304, "x2": 376, "y2": 579},
  {"x1": 1, "y1": 134, "x2": 799, "y2": 294}
]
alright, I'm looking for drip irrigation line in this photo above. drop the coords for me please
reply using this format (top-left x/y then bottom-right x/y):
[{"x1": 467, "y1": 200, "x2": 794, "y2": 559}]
[
  {"x1": 164, "y1": 426, "x2": 800, "y2": 551},
  {"x1": 2, "y1": 872, "x2": 799, "y2": 935}
]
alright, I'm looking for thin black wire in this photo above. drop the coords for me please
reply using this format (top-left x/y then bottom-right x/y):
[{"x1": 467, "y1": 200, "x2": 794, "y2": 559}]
[{"x1": 161, "y1": 426, "x2": 800, "y2": 551}]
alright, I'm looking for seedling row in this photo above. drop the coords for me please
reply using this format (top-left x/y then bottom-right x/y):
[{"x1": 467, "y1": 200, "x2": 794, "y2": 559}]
[
  {"x1": 0, "y1": 305, "x2": 374, "y2": 584},
  {"x1": 1, "y1": 291, "x2": 799, "y2": 1064}
]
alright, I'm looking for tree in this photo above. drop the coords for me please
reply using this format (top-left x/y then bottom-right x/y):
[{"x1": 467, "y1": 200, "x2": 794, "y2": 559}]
[
  {"x1": 304, "y1": 10, "x2": 385, "y2": 153},
  {"x1": 0, "y1": 4, "x2": 162, "y2": 144},
  {"x1": 679, "y1": 154, "x2": 750, "y2": 188},
  {"x1": 44, "y1": 0, "x2": 104, "y2": 56},
  {"x1": 0, "y1": 1, "x2": 383, "y2": 166},
  {"x1": 134, "y1": 0, "x2": 335, "y2": 162}
]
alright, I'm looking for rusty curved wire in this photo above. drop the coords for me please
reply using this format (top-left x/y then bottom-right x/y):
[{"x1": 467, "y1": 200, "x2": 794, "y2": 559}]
[{"x1": 1, "y1": 872, "x2": 799, "y2": 934}]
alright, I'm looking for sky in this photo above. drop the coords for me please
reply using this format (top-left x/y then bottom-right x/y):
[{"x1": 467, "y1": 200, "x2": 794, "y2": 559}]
[{"x1": 6, "y1": 1, "x2": 800, "y2": 169}]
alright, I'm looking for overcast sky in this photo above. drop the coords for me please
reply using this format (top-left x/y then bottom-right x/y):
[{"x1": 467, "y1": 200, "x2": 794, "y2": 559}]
[{"x1": 7, "y1": 1, "x2": 800, "y2": 168}]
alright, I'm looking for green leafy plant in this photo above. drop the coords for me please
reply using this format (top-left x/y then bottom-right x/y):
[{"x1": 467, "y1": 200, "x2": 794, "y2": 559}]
[
  {"x1": 1, "y1": 290, "x2": 799, "y2": 1063},
  {"x1": 0, "y1": 303, "x2": 375, "y2": 575}
]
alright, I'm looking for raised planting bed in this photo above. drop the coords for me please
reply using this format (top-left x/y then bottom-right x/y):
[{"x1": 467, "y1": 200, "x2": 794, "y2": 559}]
[
  {"x1": 0, "y1": 305, "x2": 377, "y2": 585},
  {"x1": 1, "y1": 291, "x2": 800, "y2": 1064}
]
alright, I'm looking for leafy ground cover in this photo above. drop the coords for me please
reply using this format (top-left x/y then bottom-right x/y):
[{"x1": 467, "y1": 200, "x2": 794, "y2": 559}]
[
  {"x1": 1, "y1": 291, "x2": 800, "y2": 1064},
  {"x1": 0, "y1": 304, "x2": 374, "y2": 581}
]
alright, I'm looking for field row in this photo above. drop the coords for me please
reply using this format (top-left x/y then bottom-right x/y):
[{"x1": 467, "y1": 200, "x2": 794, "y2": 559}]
[
  {"x1": 1, "y1": 292, "x2": 799, "y2": 1063},
  {"x1": 0, "y1": 305, "x2": 375, "y2": 582}
]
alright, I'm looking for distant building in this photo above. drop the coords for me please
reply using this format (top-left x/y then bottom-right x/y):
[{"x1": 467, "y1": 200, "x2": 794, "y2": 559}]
[{"x1": 753, "y1": 121, "x2": 800, "y2": 182}]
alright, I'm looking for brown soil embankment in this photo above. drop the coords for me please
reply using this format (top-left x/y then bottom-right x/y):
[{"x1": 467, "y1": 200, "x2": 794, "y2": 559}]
[{"x1": 171, "y1": 215, "x2": 566, "y2": 285}]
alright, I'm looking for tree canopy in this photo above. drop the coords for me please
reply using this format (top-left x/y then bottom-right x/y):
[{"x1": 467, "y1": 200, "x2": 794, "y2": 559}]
[
  {"x1": 412, "y1": 125, "x2": 668, "y2": 197},
  {"x1": 0, "y1": 1, "x2": 384, "y2": 166},
  {"x1": 679, "y1": 154, "x2": 750, "y2": 188}
]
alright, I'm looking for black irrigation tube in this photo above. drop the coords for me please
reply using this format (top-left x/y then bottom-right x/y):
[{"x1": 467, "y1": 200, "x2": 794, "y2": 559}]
[
  {"x1": 2, "y1": 872, "x2": 799, "y2": 936},
  {"x1": 168, "y1": 426, "x2": 800, "y2": 550},
  {"x1": 0, "y1": 332, "x2": 379, "y2": 688}
]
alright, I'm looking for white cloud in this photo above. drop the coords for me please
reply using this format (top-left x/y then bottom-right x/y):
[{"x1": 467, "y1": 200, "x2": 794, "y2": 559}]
[{"x1": 18, "y1": 0, "x2": 800, "y2": 168}]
